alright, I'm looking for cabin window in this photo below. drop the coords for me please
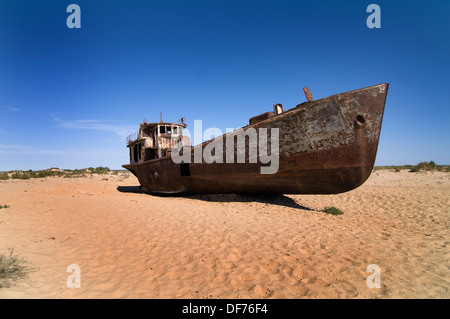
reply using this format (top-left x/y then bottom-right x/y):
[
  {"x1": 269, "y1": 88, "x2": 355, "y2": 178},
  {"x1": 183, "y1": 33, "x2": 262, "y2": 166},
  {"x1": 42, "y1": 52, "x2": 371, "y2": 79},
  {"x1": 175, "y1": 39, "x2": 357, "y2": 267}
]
[
  {"x1": 133, "y1": 144, "x2": 138, "y2": 163},
  {"x1": 138, "y1": 143, "x2": 142, "y2": 161},
  {"x1": 159, "y1": 126, "x2": 166, "y2": 134},
  {"x1": 180, "y1": 163, "x2": 190, "y2": 177},
  {"x1": 167, "y1": 127, "x2": 172, "y2": 134},
  {"x1": 173, "y1": 127, "x2": 178, "y2": 135}
]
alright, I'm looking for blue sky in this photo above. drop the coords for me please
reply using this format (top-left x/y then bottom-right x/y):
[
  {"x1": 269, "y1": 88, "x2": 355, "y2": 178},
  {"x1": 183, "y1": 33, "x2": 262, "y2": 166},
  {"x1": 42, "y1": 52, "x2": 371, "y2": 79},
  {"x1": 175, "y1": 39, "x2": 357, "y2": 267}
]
[{"x1": 1, "y1": 0, "x2": 449, "y2": 170}]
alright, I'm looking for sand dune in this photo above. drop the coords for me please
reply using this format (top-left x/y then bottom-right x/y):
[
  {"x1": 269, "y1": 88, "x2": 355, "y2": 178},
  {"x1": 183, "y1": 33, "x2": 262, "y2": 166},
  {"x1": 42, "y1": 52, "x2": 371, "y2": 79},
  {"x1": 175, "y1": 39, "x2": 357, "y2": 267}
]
[{"x1": 0, "y1": 170, "x2": 449, "y2": 298}]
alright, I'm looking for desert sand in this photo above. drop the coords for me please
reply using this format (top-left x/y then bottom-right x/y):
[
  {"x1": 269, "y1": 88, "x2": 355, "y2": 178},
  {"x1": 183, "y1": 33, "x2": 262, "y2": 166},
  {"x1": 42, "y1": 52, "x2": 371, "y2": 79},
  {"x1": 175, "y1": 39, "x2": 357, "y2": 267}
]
[{"x1": 0, "y1": 169, "x2": 449, "y2": 299}]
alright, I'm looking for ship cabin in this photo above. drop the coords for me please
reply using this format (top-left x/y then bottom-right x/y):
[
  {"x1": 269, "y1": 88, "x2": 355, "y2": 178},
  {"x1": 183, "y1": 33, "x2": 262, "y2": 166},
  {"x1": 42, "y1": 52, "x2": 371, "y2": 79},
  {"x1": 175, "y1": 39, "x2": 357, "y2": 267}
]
[{"x1": 127, "y1": 122, "x2": 189, "y2": 164}]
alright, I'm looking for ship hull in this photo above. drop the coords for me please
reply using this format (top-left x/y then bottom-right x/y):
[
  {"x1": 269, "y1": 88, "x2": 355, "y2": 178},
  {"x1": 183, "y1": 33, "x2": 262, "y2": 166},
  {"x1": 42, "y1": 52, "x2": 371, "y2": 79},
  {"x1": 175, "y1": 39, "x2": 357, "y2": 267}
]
[{"x1": 123, "y1": 83, "x2": 388, "y2": 195}]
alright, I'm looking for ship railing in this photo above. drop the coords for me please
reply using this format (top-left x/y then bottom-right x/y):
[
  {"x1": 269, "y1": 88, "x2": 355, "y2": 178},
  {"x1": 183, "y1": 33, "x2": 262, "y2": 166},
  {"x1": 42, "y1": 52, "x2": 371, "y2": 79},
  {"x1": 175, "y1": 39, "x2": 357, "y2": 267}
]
[{"x1": 126, "y1": 131, "x2": 139, "y2": 146}]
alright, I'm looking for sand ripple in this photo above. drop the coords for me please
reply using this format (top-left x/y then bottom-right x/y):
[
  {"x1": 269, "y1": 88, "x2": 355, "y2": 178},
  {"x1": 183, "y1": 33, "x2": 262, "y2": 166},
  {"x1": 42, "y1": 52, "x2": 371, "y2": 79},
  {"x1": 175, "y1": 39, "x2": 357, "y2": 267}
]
[{"x1": 0, "y1": 170, "x2": 449, "y2": 298}]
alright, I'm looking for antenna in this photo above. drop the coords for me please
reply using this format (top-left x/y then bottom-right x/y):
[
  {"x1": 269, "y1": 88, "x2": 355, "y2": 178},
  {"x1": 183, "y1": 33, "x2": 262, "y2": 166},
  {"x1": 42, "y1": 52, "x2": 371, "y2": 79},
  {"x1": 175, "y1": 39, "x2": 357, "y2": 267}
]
[{"x1": 160, "y1": 112, "x2": 163, "y2": 123}]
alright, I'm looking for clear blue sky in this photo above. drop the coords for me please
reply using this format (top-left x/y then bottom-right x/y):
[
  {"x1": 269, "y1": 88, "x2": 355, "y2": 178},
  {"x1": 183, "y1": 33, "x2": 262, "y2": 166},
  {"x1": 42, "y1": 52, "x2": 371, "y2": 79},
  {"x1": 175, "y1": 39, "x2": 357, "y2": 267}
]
[{"x1": 1, "y1": 0, "x2": 449, "y2": 170}]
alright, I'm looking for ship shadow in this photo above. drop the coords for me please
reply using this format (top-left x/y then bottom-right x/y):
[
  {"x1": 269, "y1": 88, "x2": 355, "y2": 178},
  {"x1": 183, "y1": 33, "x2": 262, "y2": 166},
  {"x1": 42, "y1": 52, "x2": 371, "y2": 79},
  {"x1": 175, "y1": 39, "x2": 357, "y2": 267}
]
[
  {"x1": 185, "y1": 193, "x2": 317, "y2": 211},
  {"x1": 116, "y1": 186, "x2": 316, "y2": 211},
  {"x1": 117, "y1": 186, "x2": 144, "y2": 194}
]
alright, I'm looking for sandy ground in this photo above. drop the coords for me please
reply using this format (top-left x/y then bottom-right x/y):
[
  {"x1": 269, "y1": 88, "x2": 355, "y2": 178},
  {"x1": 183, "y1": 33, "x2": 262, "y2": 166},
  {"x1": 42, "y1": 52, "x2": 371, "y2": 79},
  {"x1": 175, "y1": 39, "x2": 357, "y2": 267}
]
[{"x1": 0, "y1": 169, "x2": 449, "y2": 299}]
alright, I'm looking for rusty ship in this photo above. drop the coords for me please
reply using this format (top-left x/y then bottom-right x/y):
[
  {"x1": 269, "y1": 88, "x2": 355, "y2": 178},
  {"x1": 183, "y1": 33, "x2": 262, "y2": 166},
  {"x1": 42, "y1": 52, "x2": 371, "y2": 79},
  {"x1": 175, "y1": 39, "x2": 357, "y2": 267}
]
[{"x1": 123, "y1": 83, "x2": 388, "y2": 195}]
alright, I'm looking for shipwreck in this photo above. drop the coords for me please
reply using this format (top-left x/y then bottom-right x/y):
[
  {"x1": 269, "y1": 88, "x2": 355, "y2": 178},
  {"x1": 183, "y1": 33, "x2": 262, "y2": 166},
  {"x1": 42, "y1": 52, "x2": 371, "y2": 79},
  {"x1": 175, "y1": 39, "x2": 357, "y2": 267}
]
[{"x1": 123, "y1": 83, "x2": 388, "y2": 195}]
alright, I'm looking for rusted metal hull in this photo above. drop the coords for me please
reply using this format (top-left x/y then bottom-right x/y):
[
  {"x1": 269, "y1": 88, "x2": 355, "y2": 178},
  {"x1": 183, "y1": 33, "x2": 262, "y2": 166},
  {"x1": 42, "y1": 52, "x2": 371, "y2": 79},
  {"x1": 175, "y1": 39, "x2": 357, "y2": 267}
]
[{"x1": 123, "y1": 83, "x2": 388, "y2": 195}]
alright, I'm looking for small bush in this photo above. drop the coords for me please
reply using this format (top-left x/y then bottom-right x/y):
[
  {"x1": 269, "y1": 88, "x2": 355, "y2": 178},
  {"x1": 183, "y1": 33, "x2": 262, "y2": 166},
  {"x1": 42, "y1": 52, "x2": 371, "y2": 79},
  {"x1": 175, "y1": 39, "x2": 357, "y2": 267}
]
[
  {"x1": 3, "y1": 166, "x2": 114, "y2": 180},
  {"x1": 0, "y1": 249, "x2": 35, "y2": 288},
  {"x1": 92, "y1": 166, "x2": 110, "y2": 174},
  {"x1": 72, "y1": 169, "x2": 88, "y2": 175},
  {"x1": 0, "y1": 204, "x2": 10, "y2": 209},
  {"x1": 11, "y1": 172, "x2": 30, "y2": 180},
  {"x1": 322, "y1": 206, "x2": 344, "y2": 215},
  {"x1": 410, "y1": 161, "x2": 439, "y2": 172},
  {"x1": 374, "y1": 162, "x2": 449, "y2": 172}
]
